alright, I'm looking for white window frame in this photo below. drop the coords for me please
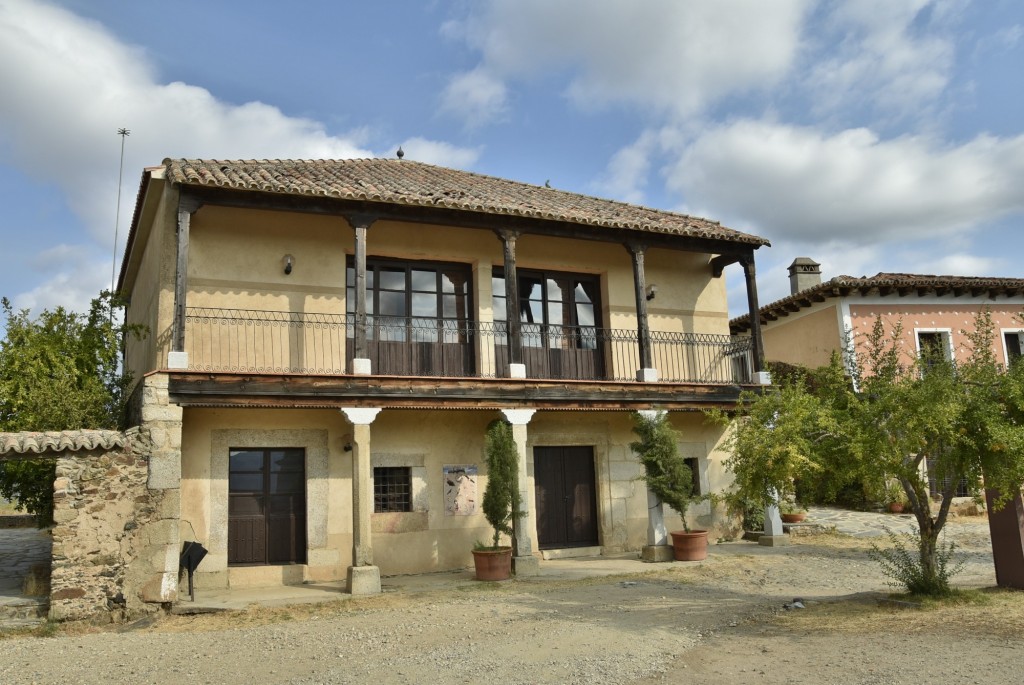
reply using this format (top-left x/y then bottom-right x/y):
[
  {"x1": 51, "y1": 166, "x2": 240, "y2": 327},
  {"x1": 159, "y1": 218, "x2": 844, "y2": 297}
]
[
  {"x1": 914, "y1": 328, "x2": 954, "y2": 361},
  {"x1": 1001, "y1": 328, "x2": 1024, "y2": 367}
]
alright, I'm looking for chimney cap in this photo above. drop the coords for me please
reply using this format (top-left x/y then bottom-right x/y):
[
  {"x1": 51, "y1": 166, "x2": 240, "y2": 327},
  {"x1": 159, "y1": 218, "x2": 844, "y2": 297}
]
[{"x1": 788, "y1": 257, "x2": 821, "y2": 273}]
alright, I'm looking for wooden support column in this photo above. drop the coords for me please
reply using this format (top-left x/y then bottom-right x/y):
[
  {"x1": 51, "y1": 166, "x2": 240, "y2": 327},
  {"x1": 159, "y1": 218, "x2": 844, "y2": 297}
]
[
  {"x1": 496, "y1": 229, "x2": 524, "y2": 375},
  {"x1": 740, "y1": 253, "x2": 765, "y2": 374},
  {"x1": 346, "y1": 214, "x2": 377, "y2": 374},
  {"x1": 626, "y1": 242, "x2": 655, "y2": 380},
  {"x1": 340, "y1": 406, "x2": 382, "y2": 595},
  {"x1": 170, "y1": 195, "x2": 201, "y2": 367}
]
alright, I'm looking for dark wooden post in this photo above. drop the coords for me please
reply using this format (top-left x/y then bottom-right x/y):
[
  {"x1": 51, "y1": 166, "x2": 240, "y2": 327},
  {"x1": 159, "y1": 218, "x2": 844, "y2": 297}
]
[
  {"x1": 740, "y1": 253, "x2": 764, "y2": 373},
  {"x1": 626, "y1": 241, "x2": 653, "y2": 372},
  {"x1": 496, "y1": 229, "x2": 523, "y2": 366},
  {"x1": 171, "y1": 195, "x2": 201, "y2": 354},
  {"x1": 985, "y1": 487, "x2": 1024, "y2": 589},
  {"x1": 347, "y1": 214, "x2": 377, "y2": 362}
]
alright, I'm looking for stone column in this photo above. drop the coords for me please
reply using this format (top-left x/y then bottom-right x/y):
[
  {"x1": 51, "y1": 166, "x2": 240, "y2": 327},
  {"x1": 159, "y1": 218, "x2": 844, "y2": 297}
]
[
  {"x1": 346, "y1": 214, "x2": 377, "y2": 375},
  {"x1": 139, "y1": 373, "x2": 184, "y2": 601},
  {"x1": 637, "y1": 410, "x2": 673, "y2": 561},
  {"x1": 759, "y1": 489, "x2": 789, "y2": 547},
  {"x1": 500, "y1": 408, "x2": 539, "y2": 575},
  {"x1": 340, "y1": 407, "x2": 382, "y2": 594}
]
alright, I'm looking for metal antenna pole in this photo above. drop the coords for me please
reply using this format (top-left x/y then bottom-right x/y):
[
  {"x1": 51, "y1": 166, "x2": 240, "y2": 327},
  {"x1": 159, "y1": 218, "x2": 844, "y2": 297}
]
[{"x1": 111, "y1": 128, "x2": 130, "y2": 296}]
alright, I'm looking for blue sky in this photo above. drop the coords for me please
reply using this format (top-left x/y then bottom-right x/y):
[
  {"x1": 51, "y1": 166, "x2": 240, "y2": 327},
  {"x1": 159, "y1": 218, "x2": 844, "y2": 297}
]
[{"x1": 1, "y1": 0, "x2": 1022, "y2": 320}]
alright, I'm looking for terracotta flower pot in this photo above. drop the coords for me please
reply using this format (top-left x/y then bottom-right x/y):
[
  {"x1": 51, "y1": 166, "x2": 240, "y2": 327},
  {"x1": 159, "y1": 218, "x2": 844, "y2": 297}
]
[
  {"x1": 781, "y1": 513, "x2": 806, "y2": 523},
  {"x1": 472, "y1": 546, "x2": 513, "y2": 581},
  {"x1": 888, "y1": 502, "x2": 905, "y2": 514},
  {"x1": 669, "y1": 530, "x2": 708, "y2": 561}
]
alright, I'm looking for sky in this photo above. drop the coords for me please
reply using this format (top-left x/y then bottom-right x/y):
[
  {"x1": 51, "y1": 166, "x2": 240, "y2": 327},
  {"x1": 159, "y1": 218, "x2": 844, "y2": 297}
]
[{"x1": 1, "y1": 0, "x2": 1022, "y2": 322}]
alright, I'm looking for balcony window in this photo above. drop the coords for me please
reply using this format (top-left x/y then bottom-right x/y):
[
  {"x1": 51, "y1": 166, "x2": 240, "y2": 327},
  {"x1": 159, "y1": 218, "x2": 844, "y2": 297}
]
[{"x1": 346, "y1": 258, "x2": 473, "y2": 376}]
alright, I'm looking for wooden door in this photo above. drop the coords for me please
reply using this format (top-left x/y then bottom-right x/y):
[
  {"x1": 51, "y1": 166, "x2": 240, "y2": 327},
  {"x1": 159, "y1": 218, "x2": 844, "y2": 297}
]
[
  {"x1": 534, "y1": 446, "x2": 599, "y2": 549},
  {"x1": 228, "y1": 448, "x2": 307, "y2": 565}
]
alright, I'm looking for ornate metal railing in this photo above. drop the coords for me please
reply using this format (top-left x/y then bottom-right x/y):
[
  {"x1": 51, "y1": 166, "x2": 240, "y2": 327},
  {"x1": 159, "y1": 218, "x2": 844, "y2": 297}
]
[{"x1": 184, "y1": 307, "x2": 753, "y2": 383}]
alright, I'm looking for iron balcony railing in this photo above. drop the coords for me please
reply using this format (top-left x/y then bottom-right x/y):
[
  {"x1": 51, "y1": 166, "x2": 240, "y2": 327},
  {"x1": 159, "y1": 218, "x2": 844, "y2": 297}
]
[{"x1": 184, "y1": 307, "x2": 753, "y2": 384}]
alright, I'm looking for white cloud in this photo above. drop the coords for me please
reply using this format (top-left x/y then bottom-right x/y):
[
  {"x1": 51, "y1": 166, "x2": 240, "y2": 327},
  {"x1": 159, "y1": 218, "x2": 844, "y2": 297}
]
[
  {"x1": 14, "y1": 250, "x2": 109, "y2": 314},
  {"x1": 439, "y1": 68, "x2": 508, "y2": 129},
  {"x1": 396, "y1": 137, "x2": 481, "y2": 168},
  {"x1": 0, "y1": 0, "x2": 478, "y2": 311},
  {"x1": 807, "y1": 0, "x2": 956, "y2": 119},
  {"x1": 445, "y1": 0, "x2": 812, "y2": 122},
  {"x1": 667, "y1": 120, "x2": 1024, "y2": 245}
]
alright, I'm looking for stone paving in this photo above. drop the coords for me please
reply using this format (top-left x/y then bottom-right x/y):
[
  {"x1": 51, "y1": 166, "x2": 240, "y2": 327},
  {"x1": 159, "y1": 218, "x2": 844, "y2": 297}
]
[{"x1": 805, "y1": 505, "x2": 920, "y2": 537}]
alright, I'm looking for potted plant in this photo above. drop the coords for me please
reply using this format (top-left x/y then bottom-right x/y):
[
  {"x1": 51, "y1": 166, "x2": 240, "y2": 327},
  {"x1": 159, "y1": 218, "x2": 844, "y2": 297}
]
[
  {"x1": 779, "y1": 500, "x2": 808, "y2": 523},
  {"x1": 631, "y1": 411, "x2": 710, "y2": 561},
  {"x1": 472, "y1": 419, "x2": 522, "y2": 580},
  {"x1": 884, "y1": 481, "x2": 909, "y2": 513}
]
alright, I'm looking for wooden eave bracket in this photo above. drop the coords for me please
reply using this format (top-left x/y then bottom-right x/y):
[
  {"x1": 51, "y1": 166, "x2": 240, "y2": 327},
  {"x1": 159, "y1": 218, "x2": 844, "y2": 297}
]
[{"x1": 710, "y1": 253, "x2": 742, "y2": 278}]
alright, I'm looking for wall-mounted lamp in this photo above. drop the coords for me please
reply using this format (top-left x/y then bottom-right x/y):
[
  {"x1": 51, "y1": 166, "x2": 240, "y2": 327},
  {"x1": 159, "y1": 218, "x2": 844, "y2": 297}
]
[
  {"x1": 342, "y1": 434, "x2": 353, "y2": 452},
  {"x1": 283, "y1": 254, "x2": 295, "y2": 275},
  {"x1": 645, "y1": 284, "x2": 658, "y2": 301}
]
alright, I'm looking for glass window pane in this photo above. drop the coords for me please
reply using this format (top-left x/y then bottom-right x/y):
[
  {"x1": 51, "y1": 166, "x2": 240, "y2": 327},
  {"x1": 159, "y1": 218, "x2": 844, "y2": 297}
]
[
  {"x1": 379, "y1": 291, "x2": 406, "y2": 317},
  {"x1": 412, "y1": 292, "x2": 437, "y2": 317},
  {"x1": 270, "y1": 450, "x2": 304, "y2": 472},
  {"x1": 575, "y1": 281, "x2": 594, "y2": 304},
  {"x1": 230, "y1": 450, "x2": 264, "y2": 472},
  {"x1": 492, "y1": 295, "x2": 507, "y2": 321},
  {"x1": 525, "y1": 300, "x2": 544, "y2": 324},
  {"x1": 346, "y1": 287, "x2": 354, "y2": 313},
  {"x1": 346, "y1": 266, "x2": 354, "y2": 287},
  {"x1": 411, "y1": 269, "x2": 436, "y2": 291},
  {"x1": 576, "y1": 303, "x2": 595, "y2": 327},
  {"x1": 547, "y1": 302, "x2": 564, "y2": 326},
  {"x1": 443, "y1": 293, "x2": 462, "y2": 318},
  {"x1": 230, "y1": 472, "x2": 263, "y2": 493},
  {"x1": 491, "y1": 276, "x2": 506, "y2": 297},
  {"x1": 270, "y1": 472, "x2": 305, "y2": 493},
  {"x1": 378, "y1": 268, "x2": 405, "y2": 291},
  {"x1": 547, "y1": 278, "x2": 564, "y2": 302},
  {"x1": 411, "y1": 319, "x2": 439, "y2": 342},
  {"x1": 522, "y1": 277, "x2": 543, "y2": 301},
  {"x1": 442, "y1": 271, "x2": 467, "y2": 294}
]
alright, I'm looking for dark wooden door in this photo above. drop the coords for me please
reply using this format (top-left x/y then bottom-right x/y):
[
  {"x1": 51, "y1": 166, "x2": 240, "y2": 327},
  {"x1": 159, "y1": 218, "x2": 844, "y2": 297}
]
[
  {"x1": 534, "y1": 446, "x2": 599, "y2": 549},
  {"x1": 228, "y1": 448, "x2": 307, "y2": 565}
]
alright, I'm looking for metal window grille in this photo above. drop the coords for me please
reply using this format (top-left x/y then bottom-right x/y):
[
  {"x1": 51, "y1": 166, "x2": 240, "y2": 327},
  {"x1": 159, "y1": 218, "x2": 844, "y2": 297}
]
[{"x1": 373, "y1": 467, "x2": 412, "y2": 513}]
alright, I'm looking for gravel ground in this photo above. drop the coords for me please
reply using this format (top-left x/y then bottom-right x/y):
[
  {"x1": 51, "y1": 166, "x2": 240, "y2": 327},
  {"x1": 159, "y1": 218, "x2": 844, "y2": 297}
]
[{"x1": 1, "y1": 517, "x2": 1019, "y2": 685}]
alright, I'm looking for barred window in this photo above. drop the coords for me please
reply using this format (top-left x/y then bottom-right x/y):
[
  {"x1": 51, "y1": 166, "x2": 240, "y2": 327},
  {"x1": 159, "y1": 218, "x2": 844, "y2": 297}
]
[{"x1": 373, "y1": 466, "x2": 412, "y2": 512}]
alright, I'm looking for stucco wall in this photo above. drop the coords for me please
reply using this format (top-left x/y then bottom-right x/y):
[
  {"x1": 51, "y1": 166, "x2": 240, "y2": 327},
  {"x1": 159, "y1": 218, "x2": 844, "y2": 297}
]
[
  {"x1": 848, "y1": 302, "x2": 1024, "y2": 367},
  {"x1": 761, "y1": 303, "x2": 842, "y2": 368},
  {"x1": 129, "y1": 203, "x2": 734, "y2": 379},
  {"x1": 178, "y1": 407, "x2": 736, "y2": 585}
]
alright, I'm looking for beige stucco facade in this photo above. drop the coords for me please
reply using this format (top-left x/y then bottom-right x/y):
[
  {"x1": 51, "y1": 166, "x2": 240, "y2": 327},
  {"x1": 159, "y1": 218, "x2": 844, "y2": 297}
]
[
  {"x1": 760, "y1": 302, "x2": 842, "y2": 368},
  {"x1": 117, "y1": 161, "x2": 758, "y2": 594},
  {"x1": 177, "y1": 406, "x2": 733, "y2": 589}
]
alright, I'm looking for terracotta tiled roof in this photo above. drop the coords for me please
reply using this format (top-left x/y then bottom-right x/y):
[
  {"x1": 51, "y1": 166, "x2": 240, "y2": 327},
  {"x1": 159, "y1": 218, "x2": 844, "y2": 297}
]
[
  {"x1": 0, "y1": 430, "x2": 125, "y2": 456},
  {"x1": 164, "y1": 158, "x2": 770, "y2": 246},
  {"x1": 731, "y1": 272, "x2": 1024, "y2": 334}
]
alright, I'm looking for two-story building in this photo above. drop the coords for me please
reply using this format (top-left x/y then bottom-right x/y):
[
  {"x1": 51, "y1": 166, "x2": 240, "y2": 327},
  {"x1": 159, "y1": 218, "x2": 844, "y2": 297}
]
[{"x1": 119, "y1": 157, "x2": 769, "y2": 595}]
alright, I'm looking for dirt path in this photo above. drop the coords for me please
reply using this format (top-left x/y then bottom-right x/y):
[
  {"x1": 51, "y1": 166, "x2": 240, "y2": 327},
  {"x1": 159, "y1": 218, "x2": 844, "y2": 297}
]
[{"x1": 2, "y1": 518, "x2": 1020, "y2": 685}]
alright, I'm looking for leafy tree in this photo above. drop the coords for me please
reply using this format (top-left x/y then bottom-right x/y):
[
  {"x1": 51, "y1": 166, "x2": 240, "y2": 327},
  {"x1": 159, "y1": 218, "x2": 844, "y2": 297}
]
[
  {"x1": 716, "y1": 310, "x2": 1024, "y2": 596},
  {"x1": 0, "y1": 292, "x2": 135, "y2": 525}
]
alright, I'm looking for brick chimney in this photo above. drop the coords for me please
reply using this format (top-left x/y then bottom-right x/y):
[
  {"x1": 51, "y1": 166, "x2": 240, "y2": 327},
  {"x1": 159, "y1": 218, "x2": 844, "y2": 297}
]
[{"x1": 788, "y1": 257, "x2": 821, "y2": 295}]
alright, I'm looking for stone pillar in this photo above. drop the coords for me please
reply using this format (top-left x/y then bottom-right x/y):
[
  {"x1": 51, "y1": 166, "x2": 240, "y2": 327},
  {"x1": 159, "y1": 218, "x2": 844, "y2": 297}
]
[
  {"x1": 637, "y1": 410, "x2": 673, "y2": 561},
  {"x1": 139, "y1": 374, "x2": 184, "y2": 600},
  {"x1": 500, "y1": 408, "x2": 539, "y2": 575},
  {"x1": 759, "y1": 489, "x2": 789, "y2": 547},
  {"x1": 340, "y1": 407, "x2": 382, "y2": 594}
]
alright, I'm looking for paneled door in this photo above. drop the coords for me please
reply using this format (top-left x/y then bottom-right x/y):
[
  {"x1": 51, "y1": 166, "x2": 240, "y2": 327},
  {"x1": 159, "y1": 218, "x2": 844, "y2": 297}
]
[
  {"x1": 228, "y1": 448, "x2": 307, "y2": 565},
  {"x1": 534, "y1": 446, "x2": 599, "y2": 549}
]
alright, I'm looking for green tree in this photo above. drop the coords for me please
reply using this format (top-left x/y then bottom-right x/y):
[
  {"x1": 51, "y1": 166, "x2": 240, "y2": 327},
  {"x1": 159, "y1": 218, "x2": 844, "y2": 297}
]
[
  {"x1": 716, "y1": 310, "x2": 1024, "y2": 596},
  {"x1": 0, "y1": 292, "x2": 135, "y2": 525},
  {"x1": 630, "y1": 411, "x2": 705, "y2": 532},
  {"x1": 481, "y1": 419, "x2": 522, "y2": 550}
]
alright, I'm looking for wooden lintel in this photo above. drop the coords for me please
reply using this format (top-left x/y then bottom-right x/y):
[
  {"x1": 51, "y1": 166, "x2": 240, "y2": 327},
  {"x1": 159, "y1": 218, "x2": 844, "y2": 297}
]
[{"x1": 166, "y1": 373, "x2": 748, "y2": 411}]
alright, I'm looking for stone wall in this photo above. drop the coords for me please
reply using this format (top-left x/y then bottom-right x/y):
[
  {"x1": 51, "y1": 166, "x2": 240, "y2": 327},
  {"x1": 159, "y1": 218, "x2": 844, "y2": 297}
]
[{"x1": 49, "y1": 428, "x2": 177, "y2": 622}]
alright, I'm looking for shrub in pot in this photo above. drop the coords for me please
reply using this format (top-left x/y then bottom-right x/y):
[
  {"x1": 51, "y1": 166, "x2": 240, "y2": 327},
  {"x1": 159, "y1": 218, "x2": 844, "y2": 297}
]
[
  {"x1": 631, "y1": 411, "x2": 710, "y2": 561},
  {"x1": 472, "y1": 419, "x2": 522, "y2": 580},
  {"x1": 779, "y1": 500, "x2": 808, "y2": 523}
]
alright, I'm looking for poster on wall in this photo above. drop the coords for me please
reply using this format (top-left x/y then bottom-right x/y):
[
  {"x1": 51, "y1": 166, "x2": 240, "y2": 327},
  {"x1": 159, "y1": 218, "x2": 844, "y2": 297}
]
[{"x1": 443, "y1": 464, "x2": 477, "y2": 516}]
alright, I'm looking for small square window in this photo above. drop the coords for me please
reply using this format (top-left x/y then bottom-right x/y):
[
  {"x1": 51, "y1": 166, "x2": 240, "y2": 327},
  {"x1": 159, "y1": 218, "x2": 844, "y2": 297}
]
[
  {"x1": 373, "y1": 467, "x2": 412, "y2": 513},
  {"x1": 1004, "y1": 331, "x2": 1023, "y2": 365}
]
